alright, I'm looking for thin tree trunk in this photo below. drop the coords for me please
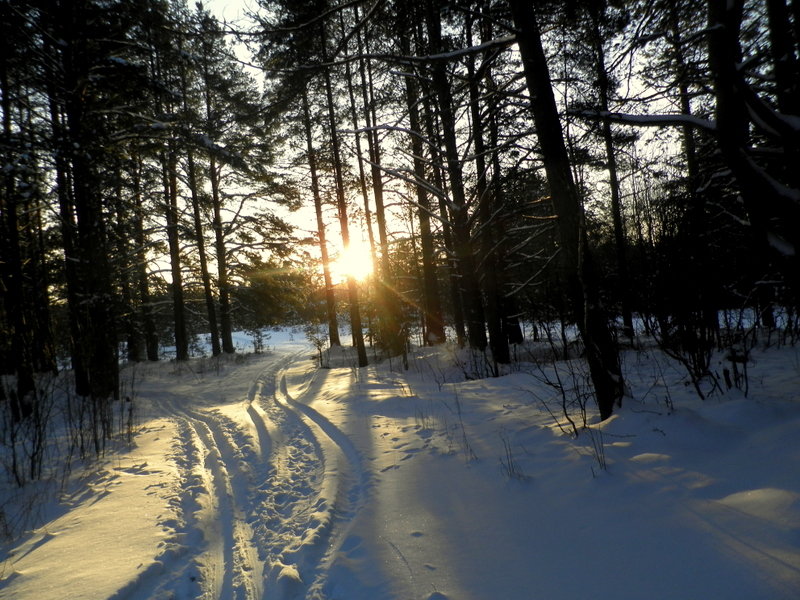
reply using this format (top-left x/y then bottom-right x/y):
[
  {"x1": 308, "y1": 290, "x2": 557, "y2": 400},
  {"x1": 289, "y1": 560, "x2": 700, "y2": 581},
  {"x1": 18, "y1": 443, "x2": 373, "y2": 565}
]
[
  {"x1": 48, "y1": 81, "x2": 87, "y2": 390},
  {"x1": 487, "y1": 70, "x2": 524, "y2": 347},
  {"x1": 666, "y1": 2, "x2": 721, "y2": 346},
  {"x1": 401, "y1": 38, "x2": 445, "y2": 344},
  {"x1": 26, "y1": 175, "x2": 56, "y2": 373},
  {"x1": 321, "y1": 27, "x2": 368, "y2": 366},
  {"x1": 467, "y1": 8, "x2": 508, "y2": 365},
  {"x1": 422, "y1": 89, "x2": 466, "y2": 345},
  {"x1": 348, "y1": 11, "x2": 403, "y2": 358},
  {"x1": 344, "y1": 9, "x2": 377, "y2": 264},
  {"x1": 163, "y1": 145, "x2": 189, "y2": 361},
  {"x1": 132, "y1": 156, "x2": 159, "y2": 360},
  {"x1": 302, "y1": 89, "x2": 341, "y2": 347},
  {"x1": 765, "y1": 0, "x2": 800, "y2": 322},
  {"x1": 590, "y1": 8, "x2": 634, "y2": 340},
  {"x1": 425, "y1": 0, "x2": 487, "y2": 351},
  {"x1": 201, "y1": 55, "x2": 235, "y2": 354},
  {"x1": 112, "y1": 165, "x2": 142, "y2": 362},
  {"x1": 178, "y1": 43, "x2": 221, "y2": 357},
  {"x1": 207, "y1": 156, "x2": 235, "y2": 354},
  {"x1": 16, "y1": 91, "x2": 56, "y2": 374},
  {"x1": 364, "y1": 50, "x2": 405, "y2": 359},
  {"x1": 186, "y1": 147, "x2": 222, "y2": 356}
]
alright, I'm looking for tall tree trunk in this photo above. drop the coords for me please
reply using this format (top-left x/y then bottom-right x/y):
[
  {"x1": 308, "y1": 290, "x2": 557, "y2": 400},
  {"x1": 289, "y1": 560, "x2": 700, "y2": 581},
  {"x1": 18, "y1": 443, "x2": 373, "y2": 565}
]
[
  {"x1": 425, "y1": 0, "x2": 487, "y2": 351},
  {"x1": 201, "y1": 79, "x2": 235, "y2": 353},
  {"x1": 178, "y1": 41, "x2": 221, "y2": 356},
  {"x1": 112, "y1": 165, "x2": 143, "y2": 362},
  {"x1": 163, "y1": 145, "x2": 189, "y2": 361},
  {"x1": 344, "y1": 9, "x2": 378, "y2": 264},
  {"x1": 15, "y1": 91, "x2": 56, "y2": 375},
  {"x1": 0, "y1": 53, "x2": 34, "y2": 419},
  {"x1": 47, "y1": 0, "x2": 119, "y2": 454},
  {"x1": 467, "y1": 8, "x2": 509, "y2": 365},
  {"x1": 301, "y1": 89, "x2": 341, "y2": 347},
  {"x1": 132, "y1": 156, "x2": 159, "y2": 360},
  {"x1": 765, "y1": 0, "x2": 800, "y2": 269},
  {"x1": 148, "y1": 12, "x2": 188, "y2": 362},
  {"x1": 362, "y1": 44, "x2": 405, "y2": 359},
  {"x1": 186, "y1": 147, "x2": 221, "y2": 356},
  {"x1": 321, "y1": 28, "x2": 368, "y2": 366},
  {"x1": 25, "y1": 174, "x2": 56, "y2": 373},
  {"x1": 766, "y1": 0, "x2": 800, "y2": 318},
  {"x1": 348, "y1": 12, "x2": 403, "y2": 358},
  {"x1": 665, "y1": 1, "x2": 721, "y2": 351},
  {"x1": 48, "y1": 81, "x2": 86, "y2": 389},
  {"x1": 421, "y1": 88, "x2": 466, "y2": 345},
  {"x1": 509, "y1": 0, "x2": 623, "y2": 420},
  {"x1": 487, "y1": 70, "x2": 524, "y2": 348},
  {"x1": 590, "y1": 7, "x2": 634, "y2": 340},
  {"x1": 207, "y1": 156, "x2": 235, "y2": 354},
  {"x1": 401, "y1": 38, "x2": 445, "y2": 345},
  {"x1": 342, "y1": 16, "x2": 379, "y2": 347},
  {"x1": 58, "y1": 0, "x2": 119, "y2": 428},
  {"x1": 411, "y1": 14, "x2": 465, "y2": 344}
]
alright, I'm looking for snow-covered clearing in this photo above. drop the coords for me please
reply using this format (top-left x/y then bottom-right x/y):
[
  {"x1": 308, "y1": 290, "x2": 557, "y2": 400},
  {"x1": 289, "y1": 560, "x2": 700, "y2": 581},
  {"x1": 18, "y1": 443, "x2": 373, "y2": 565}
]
[{"x1": 2, "y1": 330, "x2": 800, "y2": 599}]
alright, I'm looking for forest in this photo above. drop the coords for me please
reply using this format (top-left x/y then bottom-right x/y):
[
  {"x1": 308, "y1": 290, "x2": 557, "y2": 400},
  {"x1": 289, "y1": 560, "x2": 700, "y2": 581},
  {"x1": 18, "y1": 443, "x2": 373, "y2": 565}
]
[{"x1": 1, "y1": 0, "x2": 799, "y2": 461}]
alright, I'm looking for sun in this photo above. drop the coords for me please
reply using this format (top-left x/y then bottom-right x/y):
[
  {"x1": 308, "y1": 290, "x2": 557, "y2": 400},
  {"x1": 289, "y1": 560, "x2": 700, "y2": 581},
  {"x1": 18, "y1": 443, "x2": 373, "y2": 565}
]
[{"x1": 332, "y1": 241, "x2": 374, "y2": 283}]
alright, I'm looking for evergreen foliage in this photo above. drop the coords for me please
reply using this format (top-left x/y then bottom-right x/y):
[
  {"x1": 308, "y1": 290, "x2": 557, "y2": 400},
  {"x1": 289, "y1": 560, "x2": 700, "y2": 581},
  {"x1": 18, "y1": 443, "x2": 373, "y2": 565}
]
[{"x1": 2, "y1": 0, "x2": 798, "y2": 445}]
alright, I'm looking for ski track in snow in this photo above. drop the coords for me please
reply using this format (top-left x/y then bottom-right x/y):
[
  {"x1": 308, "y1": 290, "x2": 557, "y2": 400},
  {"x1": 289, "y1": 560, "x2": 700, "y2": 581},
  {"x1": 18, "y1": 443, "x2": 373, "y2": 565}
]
[
  {"x1": 144, "y1": 350, "x2": 367, "y2": 600},
  {"x1": 4, "y1": 340, "x2": 800, "y2": 600}
]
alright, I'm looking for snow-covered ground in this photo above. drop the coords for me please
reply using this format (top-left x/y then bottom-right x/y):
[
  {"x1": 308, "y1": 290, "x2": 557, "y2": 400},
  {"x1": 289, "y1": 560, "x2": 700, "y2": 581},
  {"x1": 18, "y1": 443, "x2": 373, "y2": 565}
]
[{"x1": 1, "y1": 329, "x2": 800, "y2": 599}]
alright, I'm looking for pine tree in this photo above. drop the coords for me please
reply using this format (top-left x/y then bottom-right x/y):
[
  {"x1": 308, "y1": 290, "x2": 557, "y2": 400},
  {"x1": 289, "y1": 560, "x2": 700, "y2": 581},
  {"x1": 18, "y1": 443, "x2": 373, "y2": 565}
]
[{"x1": 509, "y1": 0, "x2": 624, "y2": 420}]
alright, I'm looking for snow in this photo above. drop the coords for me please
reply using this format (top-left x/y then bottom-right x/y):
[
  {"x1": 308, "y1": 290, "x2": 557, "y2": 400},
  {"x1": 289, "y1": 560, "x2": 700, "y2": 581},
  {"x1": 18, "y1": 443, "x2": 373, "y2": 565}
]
[
  {"x1": 1, "y1": 330, "x2": 800, "y2": 599},
  {"x1": 574, "y1": 109, "x2": 718, "y2": 132}
]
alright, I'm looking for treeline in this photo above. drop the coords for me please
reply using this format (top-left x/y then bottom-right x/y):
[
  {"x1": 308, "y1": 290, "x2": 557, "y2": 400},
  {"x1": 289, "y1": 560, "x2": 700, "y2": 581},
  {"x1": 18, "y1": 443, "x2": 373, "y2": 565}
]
[
  {"x1": 0, "y1": 0, "x2": 307, "y2": 450},
  {"x1": 2, "y1": 0, "x2": 799, "y2": 450},
  {"x1": 257, "y1": 0, "x2": 799, "y2": 417}
]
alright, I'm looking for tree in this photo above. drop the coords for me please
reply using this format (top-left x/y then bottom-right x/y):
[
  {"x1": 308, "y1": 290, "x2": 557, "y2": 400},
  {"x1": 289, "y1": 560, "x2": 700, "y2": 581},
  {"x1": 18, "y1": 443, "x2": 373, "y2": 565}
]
[
  {"x1": 301, "y1": 88, "x2": 341, "y2": 346},
  {"x1": 706, "y1": 0, "x2": 800, "y2": 294},
  {"x1": 320, "y1": 22, "x2": 369, "y2": 366},
  {"x1": 425, "y1": 0, "x2": 488, "y2": 352},
  {"x1": 352, "y1": 7, "x2": 406, "y2": 360},
  {"x1": 509, "y1": 0, "x2": 624, "y2": 420},
  {"x1": 586, "y1": 1, "x2": 635, "y2": 339},
  {"x1": 48, "y1": 0, "x2": 124, "y2": 419},
  {"x1": 397, "y1": 13, "x2": 446, "y2": 345}
]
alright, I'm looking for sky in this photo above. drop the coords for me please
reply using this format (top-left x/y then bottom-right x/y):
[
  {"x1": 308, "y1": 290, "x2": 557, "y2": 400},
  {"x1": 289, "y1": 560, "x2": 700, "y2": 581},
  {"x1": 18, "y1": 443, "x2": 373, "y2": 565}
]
[{"x1": 204, "y1": 0, "x2": 251, "y2": 23}]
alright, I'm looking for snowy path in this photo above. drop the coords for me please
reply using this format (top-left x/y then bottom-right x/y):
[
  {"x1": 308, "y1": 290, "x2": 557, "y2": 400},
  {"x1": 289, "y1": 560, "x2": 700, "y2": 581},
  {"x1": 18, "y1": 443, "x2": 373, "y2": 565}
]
[
  {"x1": 2, "y1": 337, "x2": 800, "y2": 600},
  {"x1": 143, "y1": 348, "x2": 370, "y2": 599},
  {"x1": 0, "y1": 344, "x2": 370, "y2": 600}
]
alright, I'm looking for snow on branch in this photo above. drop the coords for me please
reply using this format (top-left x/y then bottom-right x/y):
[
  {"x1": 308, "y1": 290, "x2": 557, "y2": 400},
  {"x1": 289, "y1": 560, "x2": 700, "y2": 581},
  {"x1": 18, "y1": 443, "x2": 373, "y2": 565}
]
[
  {"x1": 416, "y1": 34, "x2": 517, "y2": 64},
  {"x1": 274, "y1": 34, "x2": 517, "y2": 75},
  {"x1": 573, "y1": 109, "x2": 717, "y2": 133}
]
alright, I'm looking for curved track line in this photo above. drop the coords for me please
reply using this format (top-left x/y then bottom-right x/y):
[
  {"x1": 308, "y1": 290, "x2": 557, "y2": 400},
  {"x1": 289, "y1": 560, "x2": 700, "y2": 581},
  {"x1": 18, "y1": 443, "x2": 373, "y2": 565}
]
[
  {"x1": 145, "y1": 353, "x2": 301, "y2": 599},
  {"x1": 269, "y1": 371, "x2": 371, "y2": 597},
  {"x1": 146, "y1": 349, "x2": 370, "y2": 599}
]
